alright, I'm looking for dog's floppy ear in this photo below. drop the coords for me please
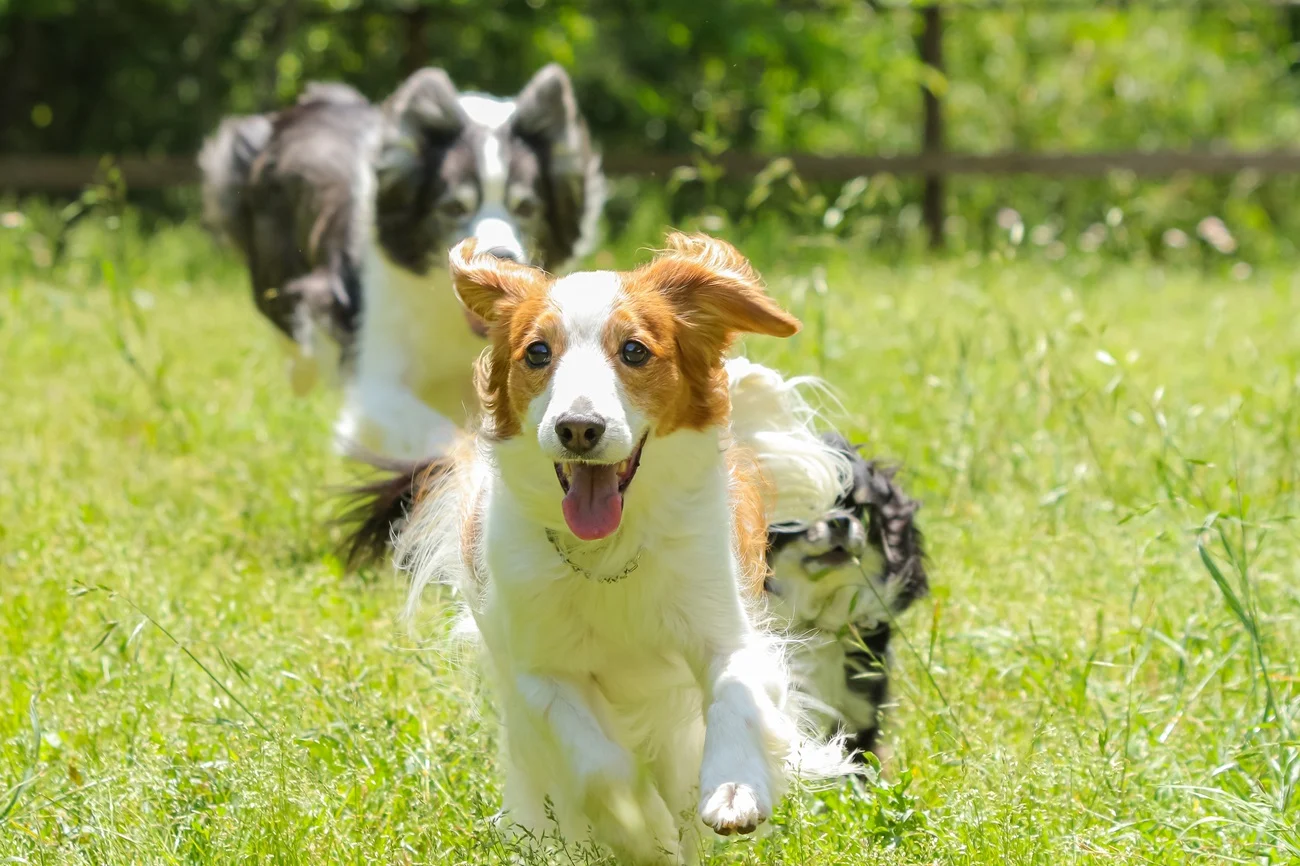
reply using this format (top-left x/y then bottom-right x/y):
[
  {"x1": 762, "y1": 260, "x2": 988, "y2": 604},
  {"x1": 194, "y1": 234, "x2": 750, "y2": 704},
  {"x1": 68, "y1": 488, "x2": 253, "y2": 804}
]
[
  {"x1": 514, "y1": 64, "x2": 580, "y2": 143},
  {"x1": 638, "y1": 232, "x2": 800, "y2": 340},
  {"x1": 377, "y1": 68, "x2": 465, "y2": 190},
  {"x1": 449, "y1": 239, "x2": 549, "y2": 324},
  {"x1": 512, "y1": 64, "x2": 606, "y2": 270},
  {"x1": 385, "y1": 67, "x2": 465, "y2": 132}
]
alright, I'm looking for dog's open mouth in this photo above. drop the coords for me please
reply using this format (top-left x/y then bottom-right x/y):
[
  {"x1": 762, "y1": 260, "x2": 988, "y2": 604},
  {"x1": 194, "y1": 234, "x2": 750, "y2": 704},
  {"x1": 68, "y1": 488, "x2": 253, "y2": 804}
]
[
  {"x1": 802, "y1": 548, "x2": 856, "y2": 572},
  {"x1": 554, "y1": 437, "x2": 645, "y2": 541}
]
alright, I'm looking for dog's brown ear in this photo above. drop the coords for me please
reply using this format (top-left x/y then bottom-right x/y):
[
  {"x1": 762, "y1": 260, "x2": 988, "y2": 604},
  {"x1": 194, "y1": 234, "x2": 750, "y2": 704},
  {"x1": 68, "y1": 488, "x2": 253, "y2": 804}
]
[
  {"x1": 449, "y1": 240, "x2": 549, "y2": 324},
  {"x1": 637, "y1": 232, "x2": 800, "y2": 341}
]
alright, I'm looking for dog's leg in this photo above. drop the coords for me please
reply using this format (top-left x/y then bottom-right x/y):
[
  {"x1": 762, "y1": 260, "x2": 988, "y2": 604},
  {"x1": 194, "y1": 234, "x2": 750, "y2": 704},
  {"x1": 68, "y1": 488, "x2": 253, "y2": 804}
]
[
  {"x1": 695, "y1": 639, "x2": 792, "y2": 837},
  {"x1": 335, "y1": 379, "x2": 459, "y2": 461},
  {"x1": 842, "y1": 623, "x2": 892, "y2": 764},
  {"x1": 510, "y1": 674, "x2": 679, "y2": 863}
]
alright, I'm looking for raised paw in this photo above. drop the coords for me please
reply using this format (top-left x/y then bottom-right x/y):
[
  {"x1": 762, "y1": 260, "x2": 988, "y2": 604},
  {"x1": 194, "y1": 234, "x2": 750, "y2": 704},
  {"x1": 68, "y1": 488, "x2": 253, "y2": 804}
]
[{"x1": 699, "y1": 782, "x2": 769, "y2": 836}]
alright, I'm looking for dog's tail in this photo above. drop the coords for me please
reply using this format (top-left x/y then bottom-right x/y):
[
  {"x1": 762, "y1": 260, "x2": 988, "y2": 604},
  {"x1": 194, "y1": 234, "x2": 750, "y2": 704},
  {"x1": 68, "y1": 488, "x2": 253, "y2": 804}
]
[
  {"x1": 335, "y1": 455, "x2": 453, "y2": 570},
  {"x1": 724, "y1": 357, "x2": 851, "y2": 528},
  {"x1": 198, "y1": 83, "x2": 367, "y2": 247}
]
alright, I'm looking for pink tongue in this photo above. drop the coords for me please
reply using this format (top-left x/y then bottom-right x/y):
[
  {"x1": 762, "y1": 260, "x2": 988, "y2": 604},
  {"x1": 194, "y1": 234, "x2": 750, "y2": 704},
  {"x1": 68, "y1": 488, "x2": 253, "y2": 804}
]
[{"x1": 562, "y1": 463, "x2": 623, "y2": 540}]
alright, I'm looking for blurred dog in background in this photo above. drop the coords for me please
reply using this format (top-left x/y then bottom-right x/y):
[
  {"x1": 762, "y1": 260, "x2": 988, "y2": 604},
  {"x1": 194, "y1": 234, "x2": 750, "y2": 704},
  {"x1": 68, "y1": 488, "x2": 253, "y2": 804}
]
[{"x1": 200, "y1": 64, "x2": 605, "y2": 460}]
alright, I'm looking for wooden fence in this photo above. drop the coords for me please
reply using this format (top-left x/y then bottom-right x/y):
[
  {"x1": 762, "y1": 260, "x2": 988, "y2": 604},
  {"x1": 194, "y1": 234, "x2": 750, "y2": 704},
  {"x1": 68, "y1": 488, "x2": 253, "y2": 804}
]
[
  {"x1": 6, "y1": 149, "x2": 1300, "y2": 192},
  {"x1": 7, "y1": 3, "x2": 1300, "y2": 248}
]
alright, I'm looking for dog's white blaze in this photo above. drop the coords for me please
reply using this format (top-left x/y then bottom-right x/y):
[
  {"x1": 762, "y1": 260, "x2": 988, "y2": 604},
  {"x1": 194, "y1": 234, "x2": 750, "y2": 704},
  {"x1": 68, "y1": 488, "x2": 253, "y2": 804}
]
[
  {"x1": 552, "y1": 270, "x2": 619, "y2": 340},
  {"x1": 453, "y1": 93, "x2": 527, "y2": 260},
  {"x1": 529, "y1": 272, "x2": 640, "y2": 460},
  {"x1": 458, "y1": 93, "x2": 517, "y2": 129},
  {"x1": 479, "y1": 134, "x2": 508, "y2": 201},
  {"x1": 470, "y1": 131, "x2": 526, "y2": 260}
]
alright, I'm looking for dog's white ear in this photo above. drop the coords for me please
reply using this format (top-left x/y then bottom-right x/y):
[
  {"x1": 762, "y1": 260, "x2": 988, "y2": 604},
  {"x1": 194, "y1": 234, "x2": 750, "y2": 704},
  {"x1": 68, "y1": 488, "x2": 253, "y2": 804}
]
[
  {"x1": 639, "y1": 232, "x2": 800, "y2": 341},
  {"x1": 449, "y1": 240, "x2": 549, "y2": 324}
]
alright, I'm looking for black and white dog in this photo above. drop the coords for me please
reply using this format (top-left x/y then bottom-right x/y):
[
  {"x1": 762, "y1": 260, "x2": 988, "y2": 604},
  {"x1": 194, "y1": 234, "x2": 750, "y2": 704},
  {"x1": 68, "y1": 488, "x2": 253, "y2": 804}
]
[
  {"x1": 766, "y1": 433, "x2": 928, "y2": 761},
  {"x1": 200, "y1": 65, "x2": 605, "y2": 460}
]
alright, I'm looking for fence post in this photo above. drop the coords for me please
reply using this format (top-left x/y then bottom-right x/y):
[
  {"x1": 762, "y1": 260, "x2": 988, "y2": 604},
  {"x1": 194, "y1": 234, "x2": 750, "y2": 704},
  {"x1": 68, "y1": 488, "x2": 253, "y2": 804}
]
[
  {"x1": 402, "y1": 6, "x2": 431, "y2": 76},
  {"x1": 919, "y1": 4, "x2": 946, "y2": 250}
]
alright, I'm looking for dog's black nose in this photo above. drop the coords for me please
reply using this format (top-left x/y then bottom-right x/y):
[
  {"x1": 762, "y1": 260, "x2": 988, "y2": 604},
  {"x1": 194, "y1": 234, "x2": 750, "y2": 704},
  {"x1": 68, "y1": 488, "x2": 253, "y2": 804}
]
[
  {"x1": 484, "y1": 246, "x2": 521, "y2": 263},
  {"x1": 555, "y1": 414, "x2": 606, "y2": 454}
]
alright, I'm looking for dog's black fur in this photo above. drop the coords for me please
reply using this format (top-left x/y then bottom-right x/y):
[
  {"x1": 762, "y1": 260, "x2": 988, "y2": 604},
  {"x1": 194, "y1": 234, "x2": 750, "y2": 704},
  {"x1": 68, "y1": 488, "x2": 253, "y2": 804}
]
[
  {"x1": 200, "y1": 83, "x2": 377, "y2": 363},
  {"x1": 337, "y1": 454, "x2": 449, "y2": 569}
]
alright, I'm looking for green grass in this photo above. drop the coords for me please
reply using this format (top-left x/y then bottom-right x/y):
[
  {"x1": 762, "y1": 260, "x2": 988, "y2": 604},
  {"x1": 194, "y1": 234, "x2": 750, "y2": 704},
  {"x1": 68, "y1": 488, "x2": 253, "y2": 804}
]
[{"x1": 2, "y1": 212, "x2": 1298, "y2": 864}]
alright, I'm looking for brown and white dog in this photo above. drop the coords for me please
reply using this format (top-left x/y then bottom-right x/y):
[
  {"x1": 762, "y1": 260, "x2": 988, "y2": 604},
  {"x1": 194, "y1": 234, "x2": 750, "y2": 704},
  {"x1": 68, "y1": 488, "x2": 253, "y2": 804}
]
[
  {"x1": 393, "y1": 234, "x2": 854, "y2": 862},
  {"x1": 199, "y1": 65, "x2": 604, "y2": 460}
]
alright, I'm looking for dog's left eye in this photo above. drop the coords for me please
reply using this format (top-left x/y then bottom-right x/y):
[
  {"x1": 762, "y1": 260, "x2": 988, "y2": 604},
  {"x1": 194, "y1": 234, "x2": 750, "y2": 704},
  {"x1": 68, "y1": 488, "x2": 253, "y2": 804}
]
[
  {"x1": 512, "y1": 197, "x2": 538, "y2": 219},
  {"x1": 524, "y1": 341, "x2": 552, "y2": 368},
  {"x1": 620, "y1": 340, "x2": 651, "y2": 366}
]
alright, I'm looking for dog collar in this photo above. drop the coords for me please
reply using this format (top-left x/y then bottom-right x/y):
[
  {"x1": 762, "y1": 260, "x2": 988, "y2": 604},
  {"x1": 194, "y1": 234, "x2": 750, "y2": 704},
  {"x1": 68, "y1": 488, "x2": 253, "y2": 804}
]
[{"x1": 545, "y1": 530, "x2": 643, "y2": 584}]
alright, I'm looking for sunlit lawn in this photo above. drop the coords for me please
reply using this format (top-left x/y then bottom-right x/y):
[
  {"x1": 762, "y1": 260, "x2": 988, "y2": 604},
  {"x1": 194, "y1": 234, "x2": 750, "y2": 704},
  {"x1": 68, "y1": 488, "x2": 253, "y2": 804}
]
[{"x1": 2, "y1": 216, "x2": 1297, "y2": 863}]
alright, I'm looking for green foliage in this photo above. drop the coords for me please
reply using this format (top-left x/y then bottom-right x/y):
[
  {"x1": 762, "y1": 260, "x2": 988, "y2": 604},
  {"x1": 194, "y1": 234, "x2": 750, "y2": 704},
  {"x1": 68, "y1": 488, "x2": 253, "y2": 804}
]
[
  {"x1": 5, "y1": 1, "x2": 1300, "y2": 154},
  {"x1": 5, "y1": 2, "x2": 1300, "y2": 259}
]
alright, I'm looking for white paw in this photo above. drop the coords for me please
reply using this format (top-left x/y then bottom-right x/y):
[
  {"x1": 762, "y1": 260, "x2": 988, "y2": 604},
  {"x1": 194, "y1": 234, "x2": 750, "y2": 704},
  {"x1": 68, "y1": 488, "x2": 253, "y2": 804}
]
[{"x1": 699, "y1": 782, "x2": 769, "y2": 836}]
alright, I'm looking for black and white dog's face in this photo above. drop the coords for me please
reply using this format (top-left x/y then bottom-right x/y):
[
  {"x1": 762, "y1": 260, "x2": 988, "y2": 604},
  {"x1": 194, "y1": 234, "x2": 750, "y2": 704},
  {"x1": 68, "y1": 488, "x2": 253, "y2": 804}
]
[
  {"x1": 374, "y1": 64, "x2": 604, "y2": 277},
  {"x1": 766, "y1": 433, "x2": 927, "y2": 633}
]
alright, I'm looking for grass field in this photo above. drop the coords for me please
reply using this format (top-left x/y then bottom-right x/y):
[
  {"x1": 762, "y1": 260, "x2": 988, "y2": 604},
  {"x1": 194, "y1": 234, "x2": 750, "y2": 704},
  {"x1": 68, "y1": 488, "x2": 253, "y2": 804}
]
[{"x1": 2, "y1": 214, "x2": 1298, "y2": 864}]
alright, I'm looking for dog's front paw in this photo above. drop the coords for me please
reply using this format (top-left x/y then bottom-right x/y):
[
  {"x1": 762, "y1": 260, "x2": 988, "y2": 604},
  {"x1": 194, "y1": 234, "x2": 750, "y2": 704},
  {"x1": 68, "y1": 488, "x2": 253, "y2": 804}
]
[{"x1": 699, "y1": 782, "x2": 769, "y2": 836}]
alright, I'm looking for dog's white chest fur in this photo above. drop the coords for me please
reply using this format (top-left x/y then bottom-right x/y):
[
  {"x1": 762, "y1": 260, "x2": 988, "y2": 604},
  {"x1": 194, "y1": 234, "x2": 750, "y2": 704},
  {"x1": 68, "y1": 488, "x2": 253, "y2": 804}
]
[
  {"x1": 417, "y1": 425, "x2": 850, "y2": 862},
  {"x1": 482, "y1": 520, "x2": 696, "y2": 675},
  {"x1": 337, "y1": 250, "x2": 485, "y2": 459},
  {"x1": 364, "y1": 250, "x2": 482, "y2": 414},
  {"x1": 482, "y1": 530, "x2": 706, "y2": 764}
]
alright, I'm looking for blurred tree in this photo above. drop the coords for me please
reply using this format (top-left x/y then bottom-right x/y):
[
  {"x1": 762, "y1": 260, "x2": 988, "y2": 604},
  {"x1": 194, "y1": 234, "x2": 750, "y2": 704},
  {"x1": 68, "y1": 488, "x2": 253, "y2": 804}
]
[
  {"x1": 4, "y1": 0, "x2": 1300, "y2": 160},
  {"x1": 5, "y1": 0, "x2": 1300, "y2": 262}
]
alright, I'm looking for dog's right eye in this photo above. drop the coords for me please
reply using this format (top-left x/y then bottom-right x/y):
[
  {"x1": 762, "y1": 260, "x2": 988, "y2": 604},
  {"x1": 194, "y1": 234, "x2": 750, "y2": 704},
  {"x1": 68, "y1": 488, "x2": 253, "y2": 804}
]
[
  {"x1": 438, "y1": 199, "x2": 470, "y2": 220},
  {"x1": 524, "y1": 341, "x2": 552, "y2": 368}
]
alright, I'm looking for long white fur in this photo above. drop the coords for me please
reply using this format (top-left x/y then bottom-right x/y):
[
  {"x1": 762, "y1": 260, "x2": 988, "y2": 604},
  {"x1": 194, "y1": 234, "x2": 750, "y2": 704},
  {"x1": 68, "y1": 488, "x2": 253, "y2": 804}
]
[
  {"x1": 723, "y1": 357, "x2": 851, "y2": 528},
  {"x1": 336, "y1": 247, "x2": 481, "y2": 460},
  {"x1": 397, "y1": 344, "x2": 853, "y2": 863}
]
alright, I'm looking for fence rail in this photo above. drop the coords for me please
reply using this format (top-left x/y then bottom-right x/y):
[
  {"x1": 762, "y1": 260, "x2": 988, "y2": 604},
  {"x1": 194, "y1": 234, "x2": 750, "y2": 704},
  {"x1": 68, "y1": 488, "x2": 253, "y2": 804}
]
[{"x1": 4, "y1": 149, "x2": 1300, "y2": 195}]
